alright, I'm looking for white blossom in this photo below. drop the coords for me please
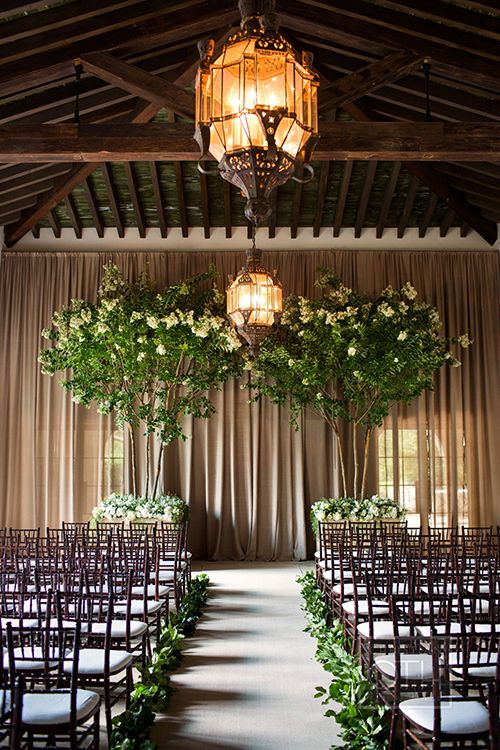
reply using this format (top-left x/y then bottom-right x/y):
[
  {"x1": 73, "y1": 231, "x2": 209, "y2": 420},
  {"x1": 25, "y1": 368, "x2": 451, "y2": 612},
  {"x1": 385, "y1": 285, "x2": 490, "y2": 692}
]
[
  {"x1": 137, "y1": 352, "x2": 146, "y2": 362},
  {"x1": 348, "y1": 346, "x2": 356, "y2": 356},
  {"x1": 156, "y1": 344, "x2": 166, "y2": 355},
  {"x1": 146, "y1": 316, "x2": 159, "y2": 329},
  {"x1": 402, "y1": 282, "x2": 417, "y2": 300},
  {"x1": 397, "y1": 331, "x2": 407, "y2": 341}
]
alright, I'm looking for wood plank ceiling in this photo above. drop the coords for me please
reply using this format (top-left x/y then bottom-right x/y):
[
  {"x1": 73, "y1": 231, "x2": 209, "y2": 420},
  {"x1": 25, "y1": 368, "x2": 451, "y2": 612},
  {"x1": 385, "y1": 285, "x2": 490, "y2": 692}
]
[{"x1": 0, "y1": 0, "x2": 499, "y2": 247}]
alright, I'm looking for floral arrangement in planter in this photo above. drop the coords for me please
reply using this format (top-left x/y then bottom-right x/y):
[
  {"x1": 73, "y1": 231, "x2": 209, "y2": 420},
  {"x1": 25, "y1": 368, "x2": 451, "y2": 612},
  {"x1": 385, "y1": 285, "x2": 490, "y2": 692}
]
[
  {"x1": 91, "y1": 492, "x2": 189, "y2": 524},
  {"x1": 311, "y1": 495, "x2": 406, "y2": 525}
]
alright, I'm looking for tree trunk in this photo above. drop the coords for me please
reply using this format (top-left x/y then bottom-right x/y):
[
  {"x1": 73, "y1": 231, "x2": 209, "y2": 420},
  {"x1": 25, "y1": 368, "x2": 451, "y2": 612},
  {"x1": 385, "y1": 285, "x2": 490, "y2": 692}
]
[
  {"x1": 145, "y1": 432, "x2": 150, "y2": 498},
  {"x1": 152, "y1": 442, "x2": 164, "y2": 500},
  {"x1": 352, "y1": 422, "x2": 359, "y2": 499},
  {"x1": 128, "y1": 423, "x2": 137, "y2": 496},
  {"x1": 337, "y1": 431, "x2": 347, "y2": 497},
  {"x1": 360, "y1": 426, "x2": 373, "y2": 499}
]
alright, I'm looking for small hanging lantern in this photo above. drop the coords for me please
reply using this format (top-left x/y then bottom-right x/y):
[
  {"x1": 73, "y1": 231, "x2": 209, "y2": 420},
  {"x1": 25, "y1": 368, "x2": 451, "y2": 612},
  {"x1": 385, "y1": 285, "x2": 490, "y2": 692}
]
[
  {"x1": 226, "y1": 234, "x2": 282, "y2": 353},
  {"x1": 194, "y1": 0, "x2": 320, "y2": 225}
]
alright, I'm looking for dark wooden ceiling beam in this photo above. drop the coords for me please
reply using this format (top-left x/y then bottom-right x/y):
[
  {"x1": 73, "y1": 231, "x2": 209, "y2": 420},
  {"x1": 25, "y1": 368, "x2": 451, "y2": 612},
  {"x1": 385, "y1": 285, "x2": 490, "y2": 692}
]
[
  {"x1": 397, "y1": 172, "x2": 419, "y2": 238},
  {"x1": 319, "y1": 50, "x2": 424, "y2": 113},
  {"x1": 150, "y1": 161, "x2": 168, "y2": 239},
  {"x1": 355, "y1": 160, "x2": 377, "y2": 238},
  {"x1": 198, "y1": 164, "x2": 210, "y2": 240},
  {"x1": 101, "y1": 163, "x2": 124, "y2": 238},
  {"x1": 376, "y1": 161, "x2": 401, "y2": 238},
  {"x1": 223, "y1": 180, "x2": 232, "y2": 239},
  {"x1": 440, "y1": 207, "x2": 456, "y2": 237},
  {"x1": 124, "y1": 162, "x2": 146, "y2": 238},
  {"x1": 418, "y1": 193, "x2": 439, "y2": 238},
  {"x1": 63, "y1": 194, "x2": 82, "y2": 239},
  {"x1": 313, "y1": 161, "x2": 330, "y2": 237},
  {"x1": 1, "y1": 121, "x2": 500, "y2": 162},
  {"x1": 0, "y1": 4, "x2": 239, "y2": 97},
  {"x1": 47, "y1": 209, "x2": 61, "y2": 239},
  {"x1": 280, "y1": 2, "x2": 500, "y2": 93},
  {"x1": 268, "y1": 188, "x2": 278, "y2": 239},
  {"x1": 372, "y1": 0, "x2": 500, "y2": 38},
  {"x1": 82, "y1": 176, "x2": 104, "y2": 238},
  {"x1": 290, "y1": 165, "x2": 304, "y2": 239},
  {"x1": 333, "y1": 161, "x2": 353, "y2": 237},
  {"x1": 80, "y1": 52, "x2": 195, "y2": 119}
]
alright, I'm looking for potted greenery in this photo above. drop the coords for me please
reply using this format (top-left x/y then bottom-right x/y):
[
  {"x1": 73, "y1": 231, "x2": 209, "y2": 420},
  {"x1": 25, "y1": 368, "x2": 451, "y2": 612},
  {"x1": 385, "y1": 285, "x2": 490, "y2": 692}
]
[
  {"x1": 250, "y1": 271, "x2": 470, "y2": 524},
  {"x1": 40, "y1": 263, "x2": 246, "y2": 511}
]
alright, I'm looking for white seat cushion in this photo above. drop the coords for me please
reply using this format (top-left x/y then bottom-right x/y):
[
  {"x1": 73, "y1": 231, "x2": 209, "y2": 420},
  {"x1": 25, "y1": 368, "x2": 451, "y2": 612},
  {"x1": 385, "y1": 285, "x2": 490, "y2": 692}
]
[
  {"x1": 90, "y1": 620, "x2": 148, "y2": 639},
  {"x1": 131, "y1": 584, "x2": 170, "y2": 598},
  {"x1": 448, "y1": 651, "x2": 497, "y2": 679},
  {"x1": 21, "y1": 689, "x2": 100, "y2": 726},
  {"x1": 64, "y1": 648, "x2": 133, "y2": 675},
  {"x1": 399, "y1": 696, "x2": 489, "y2": 734},
  {"x1": 115, "y1": 599, "x2": 163, "y2": 617},
  {"x1": 332, "y1": 583, "x2": 366, "y2": 597},
  {"x1": 374, "y1": 653, "x2": 433, "y2": 681},
  {"x1": 357, "y1": 621, "x2": 412, "y2": 641},
  {"x1": 11, "y1": 647, "x2": 58, "y2": 671},
  {"x1": 416, "y1": 623, "x2": 462, "y2": 638},
  {"x1": 342, "y1": 599, "x2": 390, "y2": 617}
]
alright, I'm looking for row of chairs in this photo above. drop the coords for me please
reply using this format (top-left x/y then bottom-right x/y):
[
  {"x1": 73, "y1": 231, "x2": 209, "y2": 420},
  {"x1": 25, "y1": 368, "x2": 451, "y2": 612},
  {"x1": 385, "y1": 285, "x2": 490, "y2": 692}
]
[
  {"x1": 316, "y1": 522, "x2": 500, "y2": 750},
  {"x1": 0, "y1": 522, "x2": 191, "y2": 748}
]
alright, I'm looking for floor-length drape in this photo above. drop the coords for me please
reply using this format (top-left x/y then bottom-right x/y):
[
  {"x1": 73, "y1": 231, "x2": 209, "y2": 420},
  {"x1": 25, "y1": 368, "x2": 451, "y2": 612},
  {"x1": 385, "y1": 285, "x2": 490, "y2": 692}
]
[{"x1": 0, "y1": 249, "x2": 499, "y2": 558}]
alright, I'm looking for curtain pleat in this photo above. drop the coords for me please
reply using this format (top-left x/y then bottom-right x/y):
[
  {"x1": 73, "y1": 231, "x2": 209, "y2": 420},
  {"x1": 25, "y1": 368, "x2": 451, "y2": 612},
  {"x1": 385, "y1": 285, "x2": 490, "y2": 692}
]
[{"x1": 1, "y1": 249, "x2": 499, "y2": 557}]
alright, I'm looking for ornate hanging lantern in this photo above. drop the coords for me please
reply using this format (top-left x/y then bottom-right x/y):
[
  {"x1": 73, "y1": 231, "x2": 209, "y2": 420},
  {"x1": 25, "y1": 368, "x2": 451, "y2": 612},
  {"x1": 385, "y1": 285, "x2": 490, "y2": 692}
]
[
  {"x1": 226, "y1": 236, "x2": 282, "y2": 353},
  {"x1": 194, "y1": 0, "x2": 320, "y2": 225}
]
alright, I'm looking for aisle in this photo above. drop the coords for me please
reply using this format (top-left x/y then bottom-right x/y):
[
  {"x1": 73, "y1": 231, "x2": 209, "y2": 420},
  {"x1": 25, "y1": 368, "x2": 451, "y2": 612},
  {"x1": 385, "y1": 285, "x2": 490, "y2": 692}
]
[{"x1": 152, "y1": 562, "x2": 340, "y2": 750}]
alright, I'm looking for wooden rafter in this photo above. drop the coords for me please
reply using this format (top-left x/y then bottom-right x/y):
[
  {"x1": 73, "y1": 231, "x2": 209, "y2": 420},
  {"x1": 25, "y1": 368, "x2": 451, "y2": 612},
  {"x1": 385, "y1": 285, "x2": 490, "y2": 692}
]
[
  {"x1": 333, "y1": 161, "x2": 353, "y2": 237},
  {"x1": 198, "y1": 164, "x2": 210, "y2": 239},
  {"x1": 63, "y1": 194, "x2": 82, "y2": 239},
  {"x1": 82, "y1": 176, "x2": 104, "y2": 238},
  {"x1": 150, "y1": 162, "x2": 167, "y2": 239},
  {"x1": 313, "y1": 161, "x2": 329, "y2": 237},
  {"x1": 101, "y1": 163, "x2": 124, "y2": 238},
  {"x1": 419, "y1": 193, "x2": 439, "y2": 237},
  {"x1": 223, "y1": 180, "x2": 232, "y2": 239},
  {"x1": 319, "y1": 50, "x2": 424, "y2": 114},
  {"x1": 440, "y1": 207, "x2": 456, "y2": 237},
  {"x1": 280, "y1": 2, "x2": 500, "y2": 93},
  {"x1": 397, "y1": 173, "x2": 419, "y2": 238},
  {"x1": 268, "y1": 188, "x2": 278, "y2": 239},
  {"x1": 290, "y1": 165, "x2": 303, "y2": 239},
  {"x1": 0, "y1": 3, "x2": 239, "y2": 97},
  {"x1": 47, "y1": 209, "x2": 61, "y2": 238},
  {"x1": 80, "y1": 52, "x2": 195, "y2": 119},
  {"x1": 376, "y1": 161, "x2": 401, "y2": 239},
  {"x1": 125, "y1": 162, "x2": 145, "y2": 238},
  {"x1": 355, "y1": 161, "x2": 377, "y2": 238}
]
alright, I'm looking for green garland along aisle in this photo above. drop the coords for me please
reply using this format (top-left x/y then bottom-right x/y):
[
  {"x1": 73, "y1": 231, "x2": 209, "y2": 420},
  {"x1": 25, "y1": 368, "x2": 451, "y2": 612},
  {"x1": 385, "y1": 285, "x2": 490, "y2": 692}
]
[
  {"x1": 297, "y1": 571, "x2": 388, "y2": 750},
  {"x1": 111, "y1": 574, "x2": 210, "y2": 750}
]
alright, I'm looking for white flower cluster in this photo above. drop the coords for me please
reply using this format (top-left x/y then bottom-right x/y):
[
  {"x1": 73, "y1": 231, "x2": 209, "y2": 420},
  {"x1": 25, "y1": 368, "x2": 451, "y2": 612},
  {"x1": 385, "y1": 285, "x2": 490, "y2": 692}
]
[
  {"x1": 91, "y1": 492, "x2": 189, "y2": 523},
  {"x1": 311, "y1": 495, "x2": 406, "y2": 523}
]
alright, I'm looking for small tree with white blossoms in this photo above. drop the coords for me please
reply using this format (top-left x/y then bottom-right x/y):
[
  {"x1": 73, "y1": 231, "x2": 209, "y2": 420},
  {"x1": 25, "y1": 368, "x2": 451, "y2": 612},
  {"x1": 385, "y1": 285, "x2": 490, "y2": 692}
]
[
  {"x1": 251, "y1": 271, "x2": 470, "y2": 499},
  {"x1": 40, "y1": 263, "x2": 245, "y2": 498}
]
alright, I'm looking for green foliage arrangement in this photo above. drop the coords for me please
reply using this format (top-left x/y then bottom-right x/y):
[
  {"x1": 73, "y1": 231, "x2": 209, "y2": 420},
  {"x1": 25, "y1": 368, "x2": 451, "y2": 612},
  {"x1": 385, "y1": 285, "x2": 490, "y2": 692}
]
[
  {"x1": 251, "y1": 272, "x2": 470, "y2": 498},
  {"x1": 91, "y1": 492, "x2": 189, "y2": 524},
  {"x1": 310, "y1": 495, "x2": 406, "y2": 533},
  {"x1": 111, "y1": 573, "x2": 210, "y2": 750},
  {"x1": 298, "y1": 571, "x2": 388, "y2": 750},
  {"x1": 39, "y1": 264, "x2": 246, "y2": 497}
]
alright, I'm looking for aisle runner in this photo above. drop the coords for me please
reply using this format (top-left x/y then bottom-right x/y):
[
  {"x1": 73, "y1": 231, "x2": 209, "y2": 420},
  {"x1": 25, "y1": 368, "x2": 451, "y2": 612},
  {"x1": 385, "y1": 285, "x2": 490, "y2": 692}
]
[{"x1": 152, "y1": 562, "x2": 340, "y2": 750}]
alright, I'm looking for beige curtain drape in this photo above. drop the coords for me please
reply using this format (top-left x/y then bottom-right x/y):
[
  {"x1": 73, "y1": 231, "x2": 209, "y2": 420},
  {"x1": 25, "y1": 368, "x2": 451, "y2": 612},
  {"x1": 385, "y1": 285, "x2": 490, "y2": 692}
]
[{"x1": 0, "y1": 250, "x2": 499, "y2": 558}]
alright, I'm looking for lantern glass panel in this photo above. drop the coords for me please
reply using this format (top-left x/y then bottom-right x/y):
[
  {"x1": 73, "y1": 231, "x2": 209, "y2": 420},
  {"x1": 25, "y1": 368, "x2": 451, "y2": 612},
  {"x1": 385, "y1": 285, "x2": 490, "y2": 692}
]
[
  {"x1": 221, "y1": 40, "x2": 247, "y2": 66},
  {"x1": 243, "y1": 56, "x2": 257, "y2": 109},
  {"x1": 209, "y1": 122, "x2": 226, "y2": 161},
  {"x1": 285, "y1": 59, "x2": 296, "y2": 115},
  {"x1": 210, "y1": 66, "x2": 223, "y2": 119},
  {"x1": 240, "y1": 112, "x2": 266, "y2": 148},
  {"x1": 256, "y1": 51, "x2": 286, "y2": 109},
  {"x1": 222, "y1": 64, "x2": 241, "y2": 116}
]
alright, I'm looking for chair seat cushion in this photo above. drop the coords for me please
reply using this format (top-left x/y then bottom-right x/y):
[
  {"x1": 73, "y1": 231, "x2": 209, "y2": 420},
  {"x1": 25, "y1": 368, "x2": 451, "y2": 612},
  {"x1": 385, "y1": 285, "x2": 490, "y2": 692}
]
[
  {"x1": 374, "y1": 652, "x2": 433, "y2": 681},
  {"x1": 115, "y1": 599, "x2": 162, "y2": 617},
  {"x1": 64, "y1": 648, "x2": 133, "y2": 675},
  {"x1": 331, "y1": 583, "x2": 366, "y2": 597},
  {"x1": 131, "y1": 584, "x2": 170, "y2": 598},
  {"x1": 342, "y1": 599, "x2": 389, "y2": 617},
  {"x1": 21, "y1": 689, "x2": 100, "y2": 726},
  {"x1": 90, "y1": 620, "x2": 148, "y2": 639},
  {"x1": 448, "y1": 651, "x2": 497, "y2": 679},
  {"x1": 399, "y1": 696, "x2": 489, "y2": 734},
  {"x1": 357, "y1": 621, "x2": 412, "y2": 641}
]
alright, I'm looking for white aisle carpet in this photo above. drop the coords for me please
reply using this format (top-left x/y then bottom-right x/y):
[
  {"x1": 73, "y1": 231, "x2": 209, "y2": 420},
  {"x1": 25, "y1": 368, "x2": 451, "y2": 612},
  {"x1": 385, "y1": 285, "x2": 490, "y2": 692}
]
[{"x1": 152, "y1": 562, "x2": 341, "y2": 750}]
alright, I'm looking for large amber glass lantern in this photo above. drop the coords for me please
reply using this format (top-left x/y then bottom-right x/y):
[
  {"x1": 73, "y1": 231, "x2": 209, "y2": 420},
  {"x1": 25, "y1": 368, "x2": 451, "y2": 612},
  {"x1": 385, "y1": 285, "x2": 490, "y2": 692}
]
[
  {"x1": 195, "y1": 0, "x2": 319, "y2": 225},
  {"x1": 226, "y1": 243, "x2": 282, "y2": 353}
]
